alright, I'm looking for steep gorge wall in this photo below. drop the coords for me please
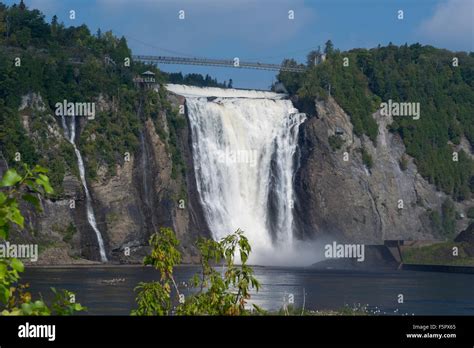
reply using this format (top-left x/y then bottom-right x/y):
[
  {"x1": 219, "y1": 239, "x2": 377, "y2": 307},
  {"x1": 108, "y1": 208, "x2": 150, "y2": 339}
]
[
  {"x1": 6, "y1": 90, "x2": 472, "y2": 265},
  {"x1": 294, "y1": 96, "x2": 470, "y2": 244},
  {"x1": 7, "y1": 90, "x2": 209, "y2": 264},
  {"x1": 85, "y1": 91, "x2": 211, "y2": 263}
]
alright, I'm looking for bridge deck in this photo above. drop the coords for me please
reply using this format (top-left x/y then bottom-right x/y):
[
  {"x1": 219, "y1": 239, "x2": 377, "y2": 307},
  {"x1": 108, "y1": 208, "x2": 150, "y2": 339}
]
[{"x1": 133, "y1": 55, "x2": 305, "y2": 73}]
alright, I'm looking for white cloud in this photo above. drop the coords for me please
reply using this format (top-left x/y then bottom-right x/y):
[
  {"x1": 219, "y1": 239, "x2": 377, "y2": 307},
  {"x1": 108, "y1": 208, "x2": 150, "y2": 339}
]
[{"x1": 418, "y1": 0, "x2": 474, "y2": 51}]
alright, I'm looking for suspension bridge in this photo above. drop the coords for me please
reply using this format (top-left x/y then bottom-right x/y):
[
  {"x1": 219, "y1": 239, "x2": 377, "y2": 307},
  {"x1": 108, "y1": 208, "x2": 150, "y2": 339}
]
[{"x1": 132, "y1": 55, "x2": 306, "y2": 73}]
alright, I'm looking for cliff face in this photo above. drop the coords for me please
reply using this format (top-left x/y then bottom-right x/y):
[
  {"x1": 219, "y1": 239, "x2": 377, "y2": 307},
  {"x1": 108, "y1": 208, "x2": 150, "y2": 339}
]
[
  {"x1": 294, "y1": 96, "x2": 469, "y2": 244},
  {"x1": 85, "y1": 91, "x2": 210, "y2": 263},
  {"x1": 11, "y1": 90, "x2": 209, "y2": 264},
  {"x1": 8, "y1": 91, "x2": 472, "y2": 264}
]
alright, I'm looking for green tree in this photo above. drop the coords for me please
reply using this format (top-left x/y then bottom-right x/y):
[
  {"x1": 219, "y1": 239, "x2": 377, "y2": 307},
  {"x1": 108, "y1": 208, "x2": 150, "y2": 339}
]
[
  {"x1": 50, "y1": 15, "x2": 58, "y2": 37},
  {"x1": 278, "y1": 43, "x2": 474, "y2": 199},
  {"x1": 177, "y1": 229, "x2": 261, "y2": 315},
  {"x1": 0, "y1": 165, "x2": 85, "y2": 315},
  {"x1": 132, "y1": 227, "x2": 181, "y2": 316},
  {"x1": 441, "y1": 198, "x2": 456, "y2": 238},
  {"x1": 324, "y1": 40, "x2": 334, "y2": 55},
  {"x1": 132, "y1": 228, "x2": 261, "y2": 316}
]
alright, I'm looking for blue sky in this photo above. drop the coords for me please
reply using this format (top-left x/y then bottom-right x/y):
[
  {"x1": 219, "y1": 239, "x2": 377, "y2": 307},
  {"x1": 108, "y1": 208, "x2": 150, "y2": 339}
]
[{"x1": 6, "y1": 0, "x2": 474, "y2": 89}]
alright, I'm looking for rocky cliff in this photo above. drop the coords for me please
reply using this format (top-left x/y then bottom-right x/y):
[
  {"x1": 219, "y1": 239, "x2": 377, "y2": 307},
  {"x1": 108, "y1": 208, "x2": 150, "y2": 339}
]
[
  {"x1": 294, "y1": 96, "x2": 471, "y2": 244},
  {"x1": 5, "y1": 90, "x2": 472, "y2": 265},
  {"x1": 7, "y1": 90, "x2": 210, "y2": 264}
]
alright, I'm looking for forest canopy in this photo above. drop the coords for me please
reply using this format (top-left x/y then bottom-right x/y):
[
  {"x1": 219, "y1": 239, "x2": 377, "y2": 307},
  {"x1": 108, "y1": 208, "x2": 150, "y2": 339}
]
[{"x1": 278, "y1": 41, "x2": 474, "y2": 201}]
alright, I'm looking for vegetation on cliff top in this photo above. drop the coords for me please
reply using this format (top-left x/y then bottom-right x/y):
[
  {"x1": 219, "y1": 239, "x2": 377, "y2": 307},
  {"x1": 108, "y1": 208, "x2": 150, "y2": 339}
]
[
  {"x1": 0, "y1": 2, "x2": 151, "y2": 187},
  {"x1": 0, "y1": 2, "x2": 224, "y2": 189},
  {"x1": 278, "y1": 41, "x2": 474, "y2": 201}
]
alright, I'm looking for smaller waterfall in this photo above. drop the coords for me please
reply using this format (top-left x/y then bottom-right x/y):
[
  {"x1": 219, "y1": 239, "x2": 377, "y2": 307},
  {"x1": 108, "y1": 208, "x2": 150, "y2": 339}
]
[
  {"x1": 61, "y1": 116, "x2": 108, "y2": 262},
  {"x1": 139, "y1": 130, "x2": 157, "y2": 233}
]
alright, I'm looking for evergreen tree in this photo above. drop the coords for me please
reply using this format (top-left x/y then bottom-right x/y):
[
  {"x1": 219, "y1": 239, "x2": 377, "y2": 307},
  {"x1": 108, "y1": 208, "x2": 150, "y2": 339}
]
[{"x1": 324, "y1": 40, "x2": 334, "y2": 55}]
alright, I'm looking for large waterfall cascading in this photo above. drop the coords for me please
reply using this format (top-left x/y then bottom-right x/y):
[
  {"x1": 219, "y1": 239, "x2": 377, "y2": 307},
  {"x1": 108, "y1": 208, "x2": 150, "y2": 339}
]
[
  {"x1": 166, "y1": 84, "x2": 306, "y2": 264},
  {"x1": 61, "y1": 116, "x2": 108, "y2": 262}
]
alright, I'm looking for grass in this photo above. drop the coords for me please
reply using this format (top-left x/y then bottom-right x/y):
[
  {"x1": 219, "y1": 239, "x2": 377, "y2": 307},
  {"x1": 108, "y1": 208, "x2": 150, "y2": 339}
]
[
  {"x1": 265, "y1": 304, "x2": 370, "y2": 316},
  {"x1": 402, "y1": 242, "x2": 474, "y2": 266}
]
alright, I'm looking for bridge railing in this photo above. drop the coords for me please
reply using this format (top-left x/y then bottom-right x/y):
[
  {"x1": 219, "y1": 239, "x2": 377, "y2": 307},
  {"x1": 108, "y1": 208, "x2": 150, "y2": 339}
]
[{"x1": 132, "y1": 55, "x2": 306, "y2": 73}]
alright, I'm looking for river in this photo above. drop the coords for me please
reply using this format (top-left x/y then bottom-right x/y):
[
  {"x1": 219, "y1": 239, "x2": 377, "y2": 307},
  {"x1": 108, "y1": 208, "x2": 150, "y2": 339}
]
[{"x1": 22, "y1": 266, "x2": 474, "y2": 315}]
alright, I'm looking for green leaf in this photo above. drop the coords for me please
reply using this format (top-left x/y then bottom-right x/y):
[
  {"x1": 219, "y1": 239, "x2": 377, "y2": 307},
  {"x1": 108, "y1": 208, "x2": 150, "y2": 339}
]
[
  {"x1": 0, "y1": 284, "x2": 9, "y2": 303},
  {"x1": 21, "y1": 303, "x2": 33, "y2": 315},
  {"x1": 22, "y1": 193, "x2": 40, "y2": 210},
  {"x1": 9, "y1": 206, "x2": 24, "y2": 228},
  {"x1": 0, "y1": 192, "x2": 7, "y2": 204},
  {"x1": 0, "y1": 225, "x2": 8, "y2": 239},
  {"x1": 0, "y1": 262, "x2": 7, "y2": 278},
  {"x1": 32, "y1": 165, "x2": 49, "y2": 174},
  {"x1": 10, "y1": 258, "x2": 24, "y2": 273},
  {"x1": 0, "y1": 169, "x2": 22, "y2": 187},
  {"x1": 33, "y1": 300, "x2": 45, "y2": 308},
  {"x1": 35, "y1": 174, "x2": 54, "y2": 194}
]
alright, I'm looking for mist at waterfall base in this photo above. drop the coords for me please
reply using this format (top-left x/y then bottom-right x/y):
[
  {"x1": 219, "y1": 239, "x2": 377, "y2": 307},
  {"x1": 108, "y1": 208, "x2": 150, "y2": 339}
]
[{"x1": 166, "y1": 84, "x2": 322, "y2": 266}]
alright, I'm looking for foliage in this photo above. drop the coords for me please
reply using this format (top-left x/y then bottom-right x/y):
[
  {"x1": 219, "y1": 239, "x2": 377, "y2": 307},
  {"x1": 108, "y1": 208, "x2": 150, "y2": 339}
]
[
  {"x1": 132, "y1": 228, "x2": 261, "y2": 316},
  {"x1": 441, "y1": 198, "x2": 456, "y2": 238},
  {"x1": 428, "y1": 198, "x2": 457, "y2": 239},
  {"x1": 166, "y1": 72, "x2": 227, "y2": 88},
  {"x1": 131, "y1": 227, "x2": 181, "y2": 316},
  {"x1": 399, "y1": 154, "x2": 409, "y2": 171},
  {"x1": 361, "y1": 147, "x2": 373, "y2": 169},
  {"x1": 287, "y1": 49, "x2": 379, "y2": 143},
  {"x1": 402, "y1": 241, "x2": 474, "y2": 266},
  {"x1": 267, "y1": 303, "x2": 369, "y2": 316},
  {"x1": 0, "y1": 165, "x2": 85, "y2": 315},
  {"x1": 0, "y1": 2, "x2": 226, "y2": 186},
  {"x1": 177, "y1": 229, "x2": 261, "y2": 315},
  {"x1": 154, "y1": 87, "x2": 187, "y2": 181},
  {"x1": 0, "y1": 3, "x2": 156, "y2": 182},
  {"x1": 328, "y1": 135, "x2": 344, "y2": 151},
  {"x1": 467, "y1": 207, "x2": 474, "y2": 219},
  {"x1": 0, "y1": 164, "x2": 52, "y2": 240},
  {"x1": 278, "y1": 43, "x2": 474, "y2": 200}
]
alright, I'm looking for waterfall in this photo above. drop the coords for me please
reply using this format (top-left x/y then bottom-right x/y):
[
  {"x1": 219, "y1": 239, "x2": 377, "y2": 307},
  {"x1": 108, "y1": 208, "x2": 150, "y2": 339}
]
[
  {"x1": 166, "y1": 84, "x2": 306, "y2": 264},
  {"x1": 61, "y1": 115, "x2": 108, "y2": 262},
  {"x1": 139, "y1": 129, "x2": 157, "y2": 233}
]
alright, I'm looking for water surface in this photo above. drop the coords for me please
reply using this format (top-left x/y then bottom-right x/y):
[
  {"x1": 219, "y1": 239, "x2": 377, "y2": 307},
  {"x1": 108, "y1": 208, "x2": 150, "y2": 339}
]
[{"x1": 22, "y1": 266, "x2": 474, "y2": 315}]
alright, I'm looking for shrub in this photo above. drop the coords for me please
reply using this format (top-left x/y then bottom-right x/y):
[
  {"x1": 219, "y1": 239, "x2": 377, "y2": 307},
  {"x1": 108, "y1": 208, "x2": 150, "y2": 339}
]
[
  {"x1": 466, "y1": 207, "x2": 474, "y2": 219},
  {"x1": 132, "y1": 228, "x2": 261, "y2": 316},
  {"x1": 361, "y1": 147, "x2": 373, "y2": 169},
  {"x1": 399, "y1": 155, "x2": 408, "y2": 171},
  {"x1": 0, "y1": 165, "x2": 85, "y2": 315},
  {"x1": 328, "y1": 135, "x2": 344, "y2": 151}
]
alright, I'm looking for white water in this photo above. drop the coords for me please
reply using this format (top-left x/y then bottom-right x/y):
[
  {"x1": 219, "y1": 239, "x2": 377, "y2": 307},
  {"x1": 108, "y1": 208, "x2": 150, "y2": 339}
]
[
  {"x1": 166, "y1": 84, "x2": 287, "y2": 99},
  {"x1": 61, "y1": 116, "x2": 108, "y2": 262},
  {"x1": 166, "y1": 84, "x2": 306, "y2": 264}
]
